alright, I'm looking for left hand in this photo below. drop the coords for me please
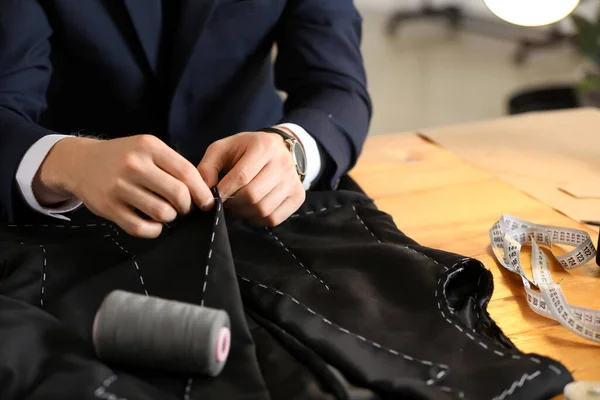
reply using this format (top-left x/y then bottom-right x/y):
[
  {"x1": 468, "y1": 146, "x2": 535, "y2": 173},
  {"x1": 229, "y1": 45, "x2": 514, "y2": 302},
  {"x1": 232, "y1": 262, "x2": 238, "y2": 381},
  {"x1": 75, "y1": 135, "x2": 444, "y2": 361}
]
[{"x1": 197, "y1": 130, "x2": 306, "y2": 226}]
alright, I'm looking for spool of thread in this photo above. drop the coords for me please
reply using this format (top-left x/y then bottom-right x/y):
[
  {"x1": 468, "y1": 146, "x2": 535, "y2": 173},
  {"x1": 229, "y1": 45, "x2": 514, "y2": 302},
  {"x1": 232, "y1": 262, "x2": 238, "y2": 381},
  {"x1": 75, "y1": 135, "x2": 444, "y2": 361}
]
[
  {"x1": 93, "y1": 290, "x2": 231, "y2": 377},
  {"x1": 565, "y1": 381, "x2": 600, "y2": 400}
]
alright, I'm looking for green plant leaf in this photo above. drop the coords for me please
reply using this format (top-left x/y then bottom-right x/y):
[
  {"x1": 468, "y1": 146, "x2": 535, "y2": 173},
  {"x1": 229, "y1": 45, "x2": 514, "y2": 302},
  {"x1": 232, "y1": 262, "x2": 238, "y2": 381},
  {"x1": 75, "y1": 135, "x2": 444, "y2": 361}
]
[
  {"x1": 572, "y1": 14, "x2": 600, "y2": 58},
  {"x1": 577, "y1": 74, "x2": 600, "y2": 96}
]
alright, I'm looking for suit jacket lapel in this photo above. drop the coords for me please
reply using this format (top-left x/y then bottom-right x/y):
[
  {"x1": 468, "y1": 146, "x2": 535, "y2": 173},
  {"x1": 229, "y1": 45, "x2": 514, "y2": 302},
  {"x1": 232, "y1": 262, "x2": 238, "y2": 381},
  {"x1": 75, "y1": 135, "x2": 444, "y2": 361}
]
[
  {"x1": 123, "y1": 0, "x2": 162, "y2": 76},
  {"x1": 169, "y1": 0, "x2": 220, "y2": 95}
]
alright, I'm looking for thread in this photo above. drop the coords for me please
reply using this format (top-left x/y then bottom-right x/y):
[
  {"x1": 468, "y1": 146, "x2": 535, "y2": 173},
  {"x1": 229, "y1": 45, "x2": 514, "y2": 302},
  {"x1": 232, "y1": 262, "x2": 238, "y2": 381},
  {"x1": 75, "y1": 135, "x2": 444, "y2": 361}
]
[{"x1": 93, "y1": 290, "x2": 231, "y2": 377}]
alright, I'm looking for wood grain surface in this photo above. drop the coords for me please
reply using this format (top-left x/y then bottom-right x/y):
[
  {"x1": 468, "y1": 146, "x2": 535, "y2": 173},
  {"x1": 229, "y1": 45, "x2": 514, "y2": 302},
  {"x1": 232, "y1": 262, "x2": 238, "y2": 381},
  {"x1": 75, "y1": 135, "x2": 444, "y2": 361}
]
[{"x1": 350, "y1": 133, "x2": 600, "y2": 394}]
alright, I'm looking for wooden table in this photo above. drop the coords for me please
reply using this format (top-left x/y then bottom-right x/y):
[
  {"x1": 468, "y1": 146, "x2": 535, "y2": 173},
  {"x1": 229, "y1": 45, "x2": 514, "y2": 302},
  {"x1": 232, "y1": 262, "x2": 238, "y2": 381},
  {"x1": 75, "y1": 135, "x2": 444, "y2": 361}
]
[{"x1": 350, "y1": 133, "x2": 600, "y2": 388}]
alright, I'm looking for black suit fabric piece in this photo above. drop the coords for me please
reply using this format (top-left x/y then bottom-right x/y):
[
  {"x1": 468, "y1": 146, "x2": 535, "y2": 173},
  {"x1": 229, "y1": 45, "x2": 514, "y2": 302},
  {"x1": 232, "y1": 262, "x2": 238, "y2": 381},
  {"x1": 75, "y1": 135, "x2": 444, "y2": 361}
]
[{"x1": 0, "y1": 190, "x2": 571, "y2": 399}]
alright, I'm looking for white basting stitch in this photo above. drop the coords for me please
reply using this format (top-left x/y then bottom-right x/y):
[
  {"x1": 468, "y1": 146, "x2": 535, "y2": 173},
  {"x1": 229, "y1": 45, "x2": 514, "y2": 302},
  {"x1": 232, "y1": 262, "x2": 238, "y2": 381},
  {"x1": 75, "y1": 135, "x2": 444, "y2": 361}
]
[
  {"x1": 426, "y1": 379, "x2": 435, "y2": 386},
  {"x1": 238, "y1": 275, "x2": 447, "y2": 377},
  {"x1": 436, "y1": 371, "x2": 446, "y2": 379},
  {"x1": 266, "y1": 230, "x2": 330, "y2": 290},
  {"x1": 353, "y1": 206, "x2": 382, "y2": 244},
  {"x1": 201, "y1": 206, "x2": 221, "y2": 307},
  {"x1": 455, "y1": 325, "x2": 463, "y2": 333},
  {"x1": 353, "y1": 206, "x2": 450, "y2": 271},
  {"x1": 40, "y1": 245, "x2": 47, "y2": 307},
  {"x1": 548, "y1": 365, "x2": 562, "y2": 375},
  {"x1": 104, "y1": 234, "x2": 148, "y2": 296},
  {"x1": 491, "y1": 371, "x2": 543, "y2": 400},
  {"x1": 291, "y1": 204, "x2": 344, "y2": 218},
  {"x1": 184, "y1": 378, "x2": 193, "y2": 400},
  {"x1": 435, "y1": 267, "x2": 546, "y2": 372},
  {"x1": 527, "y1": 371, "x2": 541, "y2": 380},
  {"x1": 94, "y1": 375, "x2": 128, "y2": 400},
  {"x1": 511, "y1": 355, "x2": 521, "y2": 360}
]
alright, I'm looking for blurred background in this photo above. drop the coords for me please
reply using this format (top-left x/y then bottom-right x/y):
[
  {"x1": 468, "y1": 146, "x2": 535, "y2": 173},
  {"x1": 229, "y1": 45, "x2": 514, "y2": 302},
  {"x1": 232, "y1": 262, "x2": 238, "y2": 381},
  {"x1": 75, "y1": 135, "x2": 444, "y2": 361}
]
[{"x1": 355, "y1": 0, "x2": 599, "y2": 135}]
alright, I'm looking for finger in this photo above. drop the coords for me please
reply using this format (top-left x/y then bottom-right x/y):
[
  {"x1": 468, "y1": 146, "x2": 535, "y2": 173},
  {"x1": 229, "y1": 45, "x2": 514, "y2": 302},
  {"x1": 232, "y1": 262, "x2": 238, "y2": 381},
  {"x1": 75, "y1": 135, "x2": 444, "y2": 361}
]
[
  {"x1": 117, "y1": 181, "x2": 178, "y2": 223},
  {"x1": 109, "y1": 204, "x2": 164, "y2": 239},
  {"x1": 251, "y1": 186, "x2": 305, "y2": 227},
  {"x1": 197, "y1": 140, "x2": 231, "y2": 190},
  {"x1": 232, "y1": 179, "x2": 289, "y2": 220},
  {"x1": 133, "y1": 166, "x2": 192, "y2": 215},
  {"x1": 217, "y1": 146, "x2": 268, "y2": 200},
  {"x1": 152, "y1": 145, "x2": 214, "y2": 211},
  {"x1": 226, "y1": 161, "x2": 282, "y2": 209}
]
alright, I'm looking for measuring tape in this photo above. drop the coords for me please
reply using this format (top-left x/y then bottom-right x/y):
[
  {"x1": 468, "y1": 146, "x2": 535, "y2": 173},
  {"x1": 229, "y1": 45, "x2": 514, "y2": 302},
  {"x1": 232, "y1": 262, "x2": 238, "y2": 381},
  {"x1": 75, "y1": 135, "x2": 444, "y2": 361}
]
[{"x1": 489, "y1": 215, "x2": 600, "y2": 343}]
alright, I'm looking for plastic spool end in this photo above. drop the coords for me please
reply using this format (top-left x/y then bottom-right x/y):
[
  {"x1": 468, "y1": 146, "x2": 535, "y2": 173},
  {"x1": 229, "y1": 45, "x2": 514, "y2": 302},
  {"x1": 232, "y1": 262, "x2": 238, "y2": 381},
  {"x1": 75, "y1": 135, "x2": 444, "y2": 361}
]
[
  {"x1": 564, "y1": 381, "x2": 600, "y2": 400},
  {"x1": 92, "y1": 308, "x2": 101, "y2": 352},
  {"x1": 215, "y1": 327, "x2": 230, "y2": 363}
]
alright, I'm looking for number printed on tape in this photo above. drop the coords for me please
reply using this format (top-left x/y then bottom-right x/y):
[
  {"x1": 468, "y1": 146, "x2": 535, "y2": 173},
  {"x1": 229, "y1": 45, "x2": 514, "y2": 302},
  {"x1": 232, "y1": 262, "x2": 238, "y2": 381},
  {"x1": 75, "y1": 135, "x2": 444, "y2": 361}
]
[{"x1": 489, "y1": 215, "x2": 600, "y2": 344}]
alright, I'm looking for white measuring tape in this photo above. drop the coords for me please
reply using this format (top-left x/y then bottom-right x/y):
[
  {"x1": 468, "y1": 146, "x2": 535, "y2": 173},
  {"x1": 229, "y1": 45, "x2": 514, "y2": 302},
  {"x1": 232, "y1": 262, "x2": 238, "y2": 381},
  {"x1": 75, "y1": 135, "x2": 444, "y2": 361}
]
[{"x1": 489, "y1": 215, "x2": 600, "y2": 343}]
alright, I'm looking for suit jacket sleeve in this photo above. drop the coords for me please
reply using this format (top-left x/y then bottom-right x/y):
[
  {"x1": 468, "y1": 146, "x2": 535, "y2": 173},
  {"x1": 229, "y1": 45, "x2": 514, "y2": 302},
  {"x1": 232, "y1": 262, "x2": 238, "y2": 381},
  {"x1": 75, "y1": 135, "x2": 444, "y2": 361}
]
[
  {"x1": 274, "y1": 0, "x2": 372, "y2": 190},
  {"x1": 0, "y1": 0, "x2": 56, "y2": 221}
]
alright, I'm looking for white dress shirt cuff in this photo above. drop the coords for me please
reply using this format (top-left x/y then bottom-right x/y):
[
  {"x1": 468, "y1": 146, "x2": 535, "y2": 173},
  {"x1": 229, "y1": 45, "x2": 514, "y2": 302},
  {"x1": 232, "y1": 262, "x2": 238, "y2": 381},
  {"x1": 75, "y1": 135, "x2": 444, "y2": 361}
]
[
  {"x1": 16, "y1": 135, "x2": 82, "y2": 221},
  {"x1": 277, "y1": 123, "x2": 322, "y2": 190}
]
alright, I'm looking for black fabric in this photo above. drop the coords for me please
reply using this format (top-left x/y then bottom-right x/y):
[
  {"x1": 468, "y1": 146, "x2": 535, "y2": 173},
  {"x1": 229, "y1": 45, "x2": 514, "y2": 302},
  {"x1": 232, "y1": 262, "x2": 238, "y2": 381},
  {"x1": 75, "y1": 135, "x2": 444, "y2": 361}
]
[{"x1": 0, "y1": 188, "x2": 572, "y2": 399}]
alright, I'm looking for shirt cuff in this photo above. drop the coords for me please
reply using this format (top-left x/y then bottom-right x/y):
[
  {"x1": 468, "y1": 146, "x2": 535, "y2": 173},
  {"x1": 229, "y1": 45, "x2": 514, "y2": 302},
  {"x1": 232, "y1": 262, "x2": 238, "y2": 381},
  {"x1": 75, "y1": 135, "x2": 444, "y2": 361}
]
[
  {"x1": 277, "y1": 123, "x2": 322, "y2": 190},
  {"x1": 16, "y1": 134, "x2": 82, "y2": 221}
]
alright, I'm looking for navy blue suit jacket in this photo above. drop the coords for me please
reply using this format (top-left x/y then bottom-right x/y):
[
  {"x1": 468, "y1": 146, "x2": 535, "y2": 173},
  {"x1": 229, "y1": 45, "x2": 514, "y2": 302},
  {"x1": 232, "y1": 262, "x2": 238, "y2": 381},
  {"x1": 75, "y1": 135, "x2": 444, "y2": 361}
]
[{"x1": 0, "y1": 0, "x2": 371, "y2": 222}]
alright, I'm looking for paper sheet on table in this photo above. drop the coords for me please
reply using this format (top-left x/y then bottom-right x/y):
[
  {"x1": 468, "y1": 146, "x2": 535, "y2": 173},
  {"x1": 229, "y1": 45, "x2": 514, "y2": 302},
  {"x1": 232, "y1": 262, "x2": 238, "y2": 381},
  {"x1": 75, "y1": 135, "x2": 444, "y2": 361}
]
[{"x1": 419, "y1": 108, "x2": 600, "y2": 227}]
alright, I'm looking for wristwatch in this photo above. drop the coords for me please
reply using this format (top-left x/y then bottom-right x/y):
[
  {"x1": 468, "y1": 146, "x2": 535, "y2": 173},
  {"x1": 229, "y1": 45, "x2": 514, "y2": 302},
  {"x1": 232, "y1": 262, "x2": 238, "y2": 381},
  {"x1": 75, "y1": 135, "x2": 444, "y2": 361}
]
[{"x1": 261, "y1": 127, "x2": 307, "y2": 182}]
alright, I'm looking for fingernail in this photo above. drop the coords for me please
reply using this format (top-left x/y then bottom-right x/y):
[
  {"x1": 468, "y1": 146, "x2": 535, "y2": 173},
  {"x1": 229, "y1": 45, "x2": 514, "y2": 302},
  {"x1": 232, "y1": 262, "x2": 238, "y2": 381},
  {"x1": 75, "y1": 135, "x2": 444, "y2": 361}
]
[{"x1": 201, "y1": 198, "x2": 214, "y2": 211}]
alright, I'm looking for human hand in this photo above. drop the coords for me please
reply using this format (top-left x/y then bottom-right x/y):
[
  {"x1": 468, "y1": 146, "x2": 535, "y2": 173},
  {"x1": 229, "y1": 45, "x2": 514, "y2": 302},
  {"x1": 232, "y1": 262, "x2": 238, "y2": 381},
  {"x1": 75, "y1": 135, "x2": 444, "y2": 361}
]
[
  {"x1": 34, "y1": 135, "x2": 214, "y2": 238},
  {"x1": 197, "y1": 130, "x2": 305, "y2": 226}
]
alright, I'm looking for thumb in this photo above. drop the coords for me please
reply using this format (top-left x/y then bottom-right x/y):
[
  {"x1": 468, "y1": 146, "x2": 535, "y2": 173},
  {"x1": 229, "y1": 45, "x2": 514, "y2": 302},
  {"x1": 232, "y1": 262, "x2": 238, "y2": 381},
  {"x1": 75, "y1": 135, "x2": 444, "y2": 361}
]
[{"x1": 197, "y1": 140, "x2": 232, "y2": 190}]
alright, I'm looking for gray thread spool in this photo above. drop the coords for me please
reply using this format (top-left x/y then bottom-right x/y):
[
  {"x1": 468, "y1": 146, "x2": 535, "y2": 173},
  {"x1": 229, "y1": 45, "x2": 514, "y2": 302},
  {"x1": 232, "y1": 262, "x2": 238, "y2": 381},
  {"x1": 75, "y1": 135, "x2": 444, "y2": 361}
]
[{"x1": 93, "y1": 290, "x2": 231, "y2": 377}]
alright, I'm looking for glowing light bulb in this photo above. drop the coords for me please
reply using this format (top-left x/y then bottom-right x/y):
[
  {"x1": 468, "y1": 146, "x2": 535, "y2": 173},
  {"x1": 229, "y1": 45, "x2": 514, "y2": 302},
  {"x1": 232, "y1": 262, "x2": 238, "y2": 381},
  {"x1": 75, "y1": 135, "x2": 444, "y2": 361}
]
[{"x1": 484, "y1": 0, "x2": 580, "y2": 27}]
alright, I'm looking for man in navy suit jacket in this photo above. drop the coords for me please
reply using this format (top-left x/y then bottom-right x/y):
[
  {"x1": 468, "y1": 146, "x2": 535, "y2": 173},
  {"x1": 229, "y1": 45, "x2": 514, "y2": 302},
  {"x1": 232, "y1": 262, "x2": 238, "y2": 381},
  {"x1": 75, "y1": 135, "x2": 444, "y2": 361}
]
[{"x1": 0, "y1": 0, "x2": 371, "y2": 237}]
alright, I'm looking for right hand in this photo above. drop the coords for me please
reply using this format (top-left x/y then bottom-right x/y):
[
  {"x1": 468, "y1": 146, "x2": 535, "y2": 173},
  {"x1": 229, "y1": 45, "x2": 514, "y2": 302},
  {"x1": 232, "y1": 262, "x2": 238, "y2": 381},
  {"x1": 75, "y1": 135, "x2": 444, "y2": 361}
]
[{"x1": 34, "y1": 135, "x2": 214, "y2": 238}]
